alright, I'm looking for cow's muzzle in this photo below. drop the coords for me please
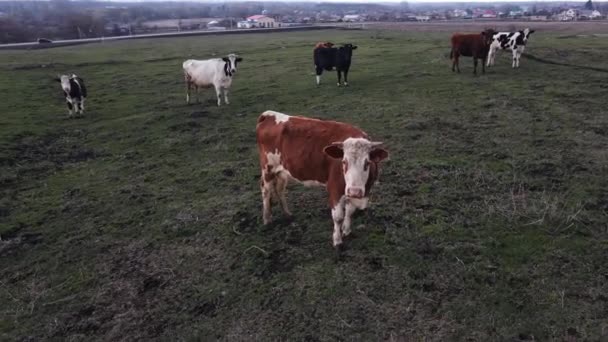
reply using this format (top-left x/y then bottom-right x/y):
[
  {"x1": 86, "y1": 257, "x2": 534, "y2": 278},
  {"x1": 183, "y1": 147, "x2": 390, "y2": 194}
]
[{"x1": 346, "y1": 188, "x2": 364, "y2": 199}]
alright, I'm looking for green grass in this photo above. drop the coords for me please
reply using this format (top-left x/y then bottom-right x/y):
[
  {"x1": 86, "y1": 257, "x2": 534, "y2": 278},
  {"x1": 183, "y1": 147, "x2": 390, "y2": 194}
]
[{"x1": 1, "y1": 29, "x2": 607, "y2": 340}]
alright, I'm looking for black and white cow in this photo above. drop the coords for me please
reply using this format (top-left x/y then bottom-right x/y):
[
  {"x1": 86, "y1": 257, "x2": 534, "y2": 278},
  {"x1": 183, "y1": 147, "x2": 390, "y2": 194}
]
[
  {"x1": 55, "y1": 74, "x2": 87, "y2": 117},
  {"x1": 487, "y1": 28, "x2": 535, "y2": 68},
  {"x1": 183, "y1": 53, "x2": 242, "y2": 107},
  {"x1": 313, "y1": 43, "x2": 357, "y2": 86}
]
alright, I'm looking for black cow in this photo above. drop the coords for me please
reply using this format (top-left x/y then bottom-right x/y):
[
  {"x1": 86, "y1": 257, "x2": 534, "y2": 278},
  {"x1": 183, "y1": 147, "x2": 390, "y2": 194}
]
[
  {"x1": 313, "y1": 43, "x2": 358, "y2": 86},
  {"x1": 54, "y1": 74, "x2": 87, "y2": 117}
]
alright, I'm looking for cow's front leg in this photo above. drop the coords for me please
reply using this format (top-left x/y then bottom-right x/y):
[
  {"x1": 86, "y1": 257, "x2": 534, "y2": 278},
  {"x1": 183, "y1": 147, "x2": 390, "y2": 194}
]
[
  {"x1": 80, "y1": 98, "x2": 86, "y2": 114},
  {"x1": 66, "y1": 100, "x2": 74, "y2": 117},
  {"x1": 337, "y1": 70, "x2": 342, "y2": 86},
  {"x1": 331, "y1": 200, "x2": 345, "y2": 247},
  {"x1": 342, "y1": 202, "x2": 358, "y2": 237},
  {"x1": 223, "y1": 87, "x2": 230, "y2": 105},
  {"x1": 343, "y1": 70, "x2": 349, "y2": 86},
  {"x1": 215, "y1": 85, "x2": 222, "y2": 106},
  {"x1": 512, "y1": 49, "x2": 517, "y2": 68}
]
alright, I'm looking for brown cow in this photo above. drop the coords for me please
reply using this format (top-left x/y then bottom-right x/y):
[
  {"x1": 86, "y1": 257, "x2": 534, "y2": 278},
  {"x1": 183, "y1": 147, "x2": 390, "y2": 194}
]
[
  {"x1": 450, "y1": 29, "x2": 496, "y2": 75},
  {"x1": 256, "y1": 110, "x2": 389, "y2": 252},
  {"x1": 314, "y1": 41, "x2": 334, "y2": 50}
]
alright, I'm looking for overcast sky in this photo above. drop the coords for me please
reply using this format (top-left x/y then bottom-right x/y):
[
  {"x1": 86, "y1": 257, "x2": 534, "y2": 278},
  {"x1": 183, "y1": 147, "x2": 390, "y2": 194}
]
[{"x1": 0, "y1": 0, "x2": 588, "y2": 3}]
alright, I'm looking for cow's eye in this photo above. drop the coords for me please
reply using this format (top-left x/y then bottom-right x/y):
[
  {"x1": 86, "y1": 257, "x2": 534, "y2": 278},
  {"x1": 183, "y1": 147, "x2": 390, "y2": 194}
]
[
  {"x1": 342, "y1": 160, "x2": 348, "y2": 171},
  {"x1": 364, "y1": 160, "x2": 370, "y2": 171}
]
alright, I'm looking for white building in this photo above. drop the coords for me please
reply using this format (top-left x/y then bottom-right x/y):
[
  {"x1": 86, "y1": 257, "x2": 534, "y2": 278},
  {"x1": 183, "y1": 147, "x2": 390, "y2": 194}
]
[
  {"x1": 579, "y1": 10, "x2": 602, "y2": 19},
  {"x1": 556, "y1": 9, "x2": 577, "y2": 21},
  {"x1": 343, "y1": 14, "x2": 363, "y2": 22},
  {"x1": 246, "y1": 15, "x2": 277, "y2": 28}
]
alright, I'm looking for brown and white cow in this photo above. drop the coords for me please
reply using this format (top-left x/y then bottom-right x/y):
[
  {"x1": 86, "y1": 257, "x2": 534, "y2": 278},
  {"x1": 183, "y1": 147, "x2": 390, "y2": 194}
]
[
  {"x1": 256, "y1": 110, "x2": 389, "y2": 251},
  {"x1": 314, "y1": 41, "x2": 334, "y2": 50}
]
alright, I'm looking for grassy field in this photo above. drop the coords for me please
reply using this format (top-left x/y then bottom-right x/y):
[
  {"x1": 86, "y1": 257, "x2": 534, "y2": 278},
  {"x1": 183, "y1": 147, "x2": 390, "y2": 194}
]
[{"x1": 1, "y1": 28, "x2": 607, "y2": 341}]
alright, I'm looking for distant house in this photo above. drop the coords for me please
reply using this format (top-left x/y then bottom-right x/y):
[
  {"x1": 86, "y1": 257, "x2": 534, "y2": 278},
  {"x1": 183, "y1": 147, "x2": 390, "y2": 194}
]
[
  {"x1": 237, "y1": 21, "x2": 255, "y2": 29},
  {"x1": 556, "y1": 9, "x2": 577, "y2": 21},
  {"x1": 415, "y1": 15, "x2": 430, "y2": 22},
  {"x1": 246, "y1": 15, "x2": 277, "y2": 28},
  {"x1": 343, "y1": 14, "x2": 363, "y2": 22},
  {"x1": 452, "y1": 9, "x2": 468, "y2": 18},
  {"x1": 579, "y1": 10, "x2": 602, "y2": 19},
  {"x1": 482, "y1": 10, "x2": 497, "y2": 18}
]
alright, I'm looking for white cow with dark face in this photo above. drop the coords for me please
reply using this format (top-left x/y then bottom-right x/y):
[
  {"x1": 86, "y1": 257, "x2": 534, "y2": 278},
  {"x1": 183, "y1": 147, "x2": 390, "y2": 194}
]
[
  {"x1": 487, "y1": 28, "x2": 535, "y2": 68},
  {"x1": 55, "y1": 74, "x2": 87, "y2": 117},
  {"x1": 182, "y1": 53, "x2": 243, "y2": 107}
]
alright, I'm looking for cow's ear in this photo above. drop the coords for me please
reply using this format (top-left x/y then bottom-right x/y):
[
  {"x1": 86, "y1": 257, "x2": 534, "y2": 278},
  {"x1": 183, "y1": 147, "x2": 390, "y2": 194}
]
[
  {"x1": 324, "y1": 143, "x2": 344, "y2": 159},
  {"x1": 481, "y1": 31, "x2": 486, "y2": 36},
  {"x1": 53, "y1": 77, "x2": 61, "y2": 82},
  {"x1": 529, "y1": 30, "x2": 535, "y2": 34},
  {"x1": 352, "y1": 45, "x2": 358, "y2": 50},
  {"x1": 236, "y1": 57, "x2": 243, "y2": 62},
  {"x1": 370, "y1": 148, "x2": 389, "y2": 163},
  {"x1": 222, "y1": 57, "x2": 229, "y2": 62}
]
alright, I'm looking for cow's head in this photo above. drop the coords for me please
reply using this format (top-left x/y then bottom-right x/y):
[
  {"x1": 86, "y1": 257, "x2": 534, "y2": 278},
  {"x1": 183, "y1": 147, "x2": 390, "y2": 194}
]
[
  {"x1": 222, "y1": 53, "x2": 243, "y2": 75},
  {"x1": 339, "y1": 43, "x2": 358, "y2": 56},
  {"x1": 324, "y1": 138, "x2": 389, "y2": 199},
  {"x1": 522, "y1": 28, "x2": 535, "y2": 42},
  {"x1": 481, "y1": 29, "x2": 497, "y2": 45}
]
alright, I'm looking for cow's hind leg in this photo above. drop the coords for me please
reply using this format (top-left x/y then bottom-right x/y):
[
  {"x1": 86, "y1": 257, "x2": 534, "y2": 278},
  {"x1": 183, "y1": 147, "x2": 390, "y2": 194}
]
[
  {"x1": 315, "y1": 66, "x2": 322, "y2": 85},
  {"x1": 274, "y1": 175, "x2": 292, "y2": 218},
  {"x1": 260, "y1": 175, "x2": 274, "y2": 225},
  {"x1": 343, "y1": 69, "x2": 349, "y2": 86},
  {"x1": 473, "y1": 57, "x2": 478, "y2": 75},
  {"x1": 185, "y1": 74, "x2": 192, "y2": 104},
  {"x1": 337, "y1": 70, "x2": 342, "y2": 87}
]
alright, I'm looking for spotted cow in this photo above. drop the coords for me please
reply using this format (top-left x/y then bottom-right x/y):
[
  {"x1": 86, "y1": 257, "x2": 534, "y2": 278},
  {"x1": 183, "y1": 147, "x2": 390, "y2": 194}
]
[
  {"x1": 487, "y1": 28, "x2": 535, "y2": 68},
  {"x1": 256, "y1": 110, "x2": 389, "y2": 254},
  {"x1": 55, "y1": 74, "x2": 87, "y2": 117},
  {"x1": 183, "y1": 53, "x2": 243, "y2": 106}
]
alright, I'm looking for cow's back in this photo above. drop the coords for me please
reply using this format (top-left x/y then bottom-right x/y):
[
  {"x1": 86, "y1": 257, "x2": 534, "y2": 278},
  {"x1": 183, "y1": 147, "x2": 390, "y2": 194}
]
[
  {"x1": 314, "y1": 48, "x2": 337, "y2": 70},
  {"x1": 256, "y1": 111, "x2": 367, "y2": 184},
  {"x1": 451, "y1": 33, "x2": 486, "y2": 57},
  {"x1": 183, "y1": 59, "x2": 224, "y2": 86}
]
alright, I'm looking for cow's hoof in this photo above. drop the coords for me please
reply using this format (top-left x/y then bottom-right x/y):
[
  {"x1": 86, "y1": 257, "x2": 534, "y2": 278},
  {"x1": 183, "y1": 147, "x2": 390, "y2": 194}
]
[
  {"x1": 337, "y1": 83, "x2": 341, "y2": 87},
  {"x1": 344, "y1": 83, "x2": 349, "y2": 87},
  {"x1": 334, "y1": 244, "x2": 344, "y2": 262}
]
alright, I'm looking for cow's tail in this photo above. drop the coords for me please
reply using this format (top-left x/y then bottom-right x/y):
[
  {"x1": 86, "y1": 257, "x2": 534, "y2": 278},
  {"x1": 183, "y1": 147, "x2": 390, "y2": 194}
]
[{"x1": 449, "y1": 48, "x2": 453, "y2": 60}]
